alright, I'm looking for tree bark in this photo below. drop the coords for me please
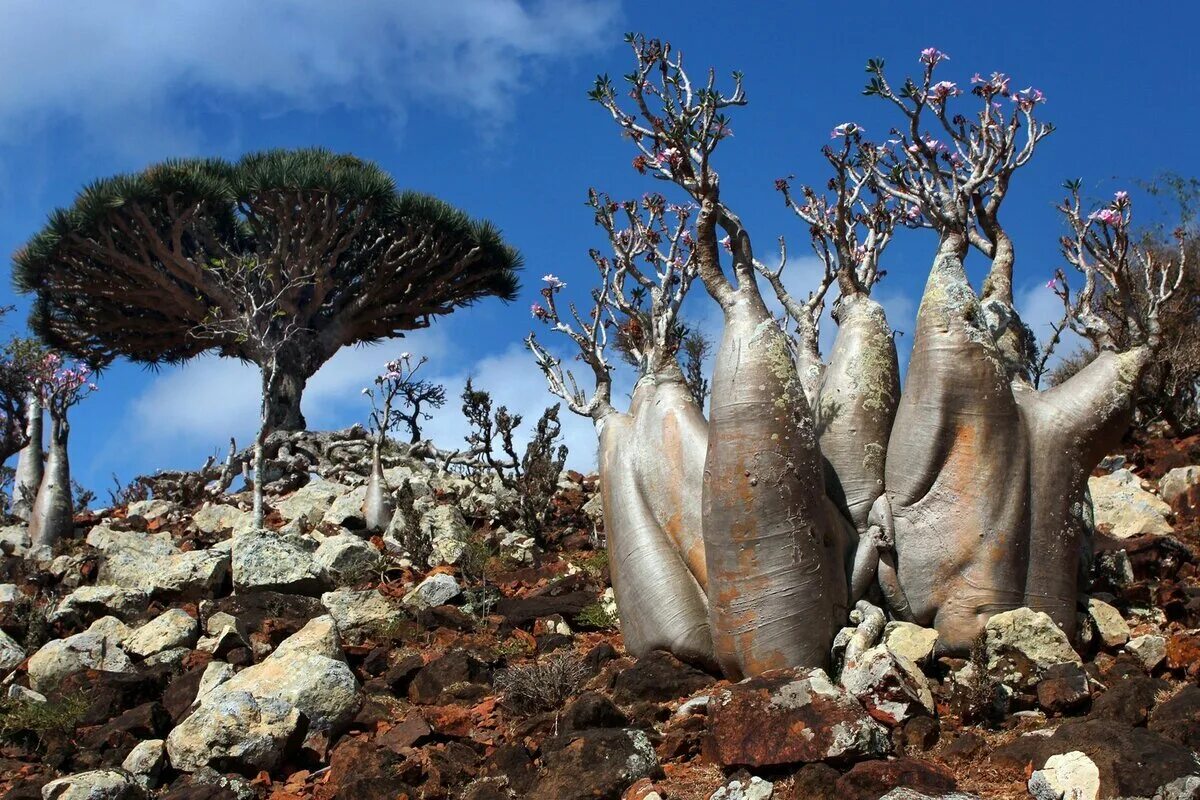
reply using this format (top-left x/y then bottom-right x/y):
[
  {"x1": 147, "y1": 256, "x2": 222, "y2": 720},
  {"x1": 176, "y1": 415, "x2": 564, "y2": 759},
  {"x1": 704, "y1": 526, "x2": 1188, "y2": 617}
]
[
  {"x1": 703, "y1": 293, "x2": 848, "y2": 678},
  {"x1": 29, "y1": 413, "x2": 72, "y2": 550},
  {"x1": 364, "y1": 441, "x2": 394, "y2": 532},
  {"x1": 262, "y1": 363, "x2": 309, "y2": 432},
  {"x1": 12, "y1": 393, "x2": 43, "y2": 521}
]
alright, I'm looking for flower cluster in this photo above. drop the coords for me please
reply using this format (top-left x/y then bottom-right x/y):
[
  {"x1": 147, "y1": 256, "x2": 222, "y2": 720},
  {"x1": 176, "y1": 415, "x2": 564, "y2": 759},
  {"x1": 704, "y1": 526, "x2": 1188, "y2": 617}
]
[
  {"x1": 831, "y1": 122, "x2": 864, "y2": 139},
  {"x1": 1088, "y1": 191, "x2": 1129, "y2": 228},
  {"x1": 920, "y1": 47, "x2": 949, "y2": 67},
  {"x1": 36, "y1": 352, "x2": 98, "y2": 411},
  {"x1": 928, "y1": 80, "x2": 960, "y2": 103},
  {"x1": 971, "y1": 71, "x2": 1011, "y2": 98},
  {"x1": 1013, "y1": 86, "x2": 1045, "y2": 111}
]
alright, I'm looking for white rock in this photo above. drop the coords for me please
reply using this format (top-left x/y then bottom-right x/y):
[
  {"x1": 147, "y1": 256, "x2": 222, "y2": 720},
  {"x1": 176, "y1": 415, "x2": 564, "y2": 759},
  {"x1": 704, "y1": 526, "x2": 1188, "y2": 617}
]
[
  {"x1": 710, "y1": 776, "x2": 774, "y2": 800},
  {"x1": 1125, "y1": 634, "x2": 1167, "y2": 670},
  {"x1": 50, "y1": 585, "x2": 149, "y2": 623},
  {"x1": 231, "y1": 530, "x2": 324, "y2": 593},
  {"x1": 122, "y1": 738, "x2": 166, "y2": 787},
  {"x1": 883, "y1": 621, "x2": 939, "y2": 664},
  {"x1": 0, "y1": 583, "x2": 22, "y2": 612},
  {"x1": 28, "y1": 625, "x2": 134, "y2": 692},
  {"x1": 9, "y1": 684, "x2": 46, "y2": 703},
  {"x1": 88, "y1": 615, "x2": 134, "y2": 643},
  {"x1": 1028, "y1": 750, "x2": 1100, "y2": 800},
  {"x1": 91, "y1": 526, "x2": 229, "y2": 599},
  {"x1": 1086, "y1": 598, "x2": 1130, "y2": 648},
  {"x1": 275, "y1": 480, "x2": 346, "y2": 528},
  {"x1": 124, "y1": 609, "x2": 199, "y2": 658},
  {"x1": 420, "y1": 505, "x2": 471, "y2": 566},
  {"x1": 402, "y1": 573, "x2": 461, "y2": 609},
  {"x1": 127, "y1": 498, "x2": 177, "y2": 523},
  {"x1": 192, "y1": 503, "x2": 255, "y2": 536},
  {"x1": 321, "y1": 589, "x2": 404, "y2": 642},
  {"x1": 40, "y1": 768, "x2": 144, "y2": 799},
  {"x1": 321, "y1": 485, "x2": 368, "y2": 529},
  {"x1": 840, "y1": 644, "x2": 935, "y2": 725},
  {"x1": 0, "y1": 524, "x2": 30, "y2": 555},
  {"x1": 314, "y1": 532, "x2": 378, "y2": 585},
  {"x1": 985, "y1": 607, "x2": 1081, "y2": 688},
  {"x1": 166, "y1": 690, "x2": 303, "y2": 773},
  {"x1": 1088, "y1": 469, "x2": 1173, "y2": 538},
  {"x1": 1159, "y1": 465, "x2": 1200, "y2": 510},
  {"x1": 499, "y1": 530, "x2": 537, "y2": 564},
  {"x1": 196, "y1": 661, "x2": 237, "y2": 707},
  {"x1": 0, "y1": 629, "x2": 25, "y2": 671},
  {"x1": 199, "y1": 616, "x2": 358, "y2": 734}
]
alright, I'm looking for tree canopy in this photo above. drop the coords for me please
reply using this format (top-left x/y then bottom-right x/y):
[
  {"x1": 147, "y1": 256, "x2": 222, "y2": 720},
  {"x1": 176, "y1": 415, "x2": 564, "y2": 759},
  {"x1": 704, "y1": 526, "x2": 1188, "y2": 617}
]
[{"x1": 13, "y1": 148, "x2": 521, "y2": 428}]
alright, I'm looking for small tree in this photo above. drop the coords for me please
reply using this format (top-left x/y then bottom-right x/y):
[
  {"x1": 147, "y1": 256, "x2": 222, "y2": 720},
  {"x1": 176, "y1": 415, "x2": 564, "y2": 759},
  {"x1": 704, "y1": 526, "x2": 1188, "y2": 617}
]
[
  {"x1": 15, "y1": 148, "x2": 521, "y2": 432},
  {"x1": 28, "y1": 354, "x2": 96, "y2": 550}
]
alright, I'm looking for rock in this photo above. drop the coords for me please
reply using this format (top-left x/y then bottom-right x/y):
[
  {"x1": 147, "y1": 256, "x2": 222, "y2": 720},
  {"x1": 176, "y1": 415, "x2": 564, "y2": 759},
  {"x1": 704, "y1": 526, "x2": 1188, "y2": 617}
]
[
  {"x1": 40, "y1": 769, "x2": 145, "y2": 799},
  {"x1": 1036, "y1": 662, "x2": 1091, "y2": 714},
  {"x1": 1148, "y1": 685, "x2": 1200, "y2": 750},
  {"x1": 0, "y1": 629, "x2": 25, "y2": 670},
  {"x1": 409, "y1": 650, "x2": 491, "y2": 704},
  {"x1": 166, "y1": 691, "x2": 305, "y2": 773},
  {"x1": 124, "y1": 609, "x2": 199, "y2": 658},
  {"x1": 199, "y1": 616, "x2": 359, "y2": 735},
  {"x1": 1089, "y1": 674, "x2": 1167, "y2": 726},
  {"x1": 529, "y1": 728, "x2": 658, "y2": 800},
  {"x1": 900, "y1": 716, "x2": 940, "y2": 752},
  {"x1": 612, "y1": 650, "x2": 716, "y2": 705},
  {"x1": 992, "y1": 719, "x2": 1199, "y2": 799},
  {"x1": 561, "y1": 692, "x2": 630, "y2": 733},
  {"x1": 710, "y1": 776, "x2": 773, "y2": 800},
  {"x1": 1157, "y1": 776, "x2": 1200, "y2": 800},
  {"x1": 419, "y1": 505, "x2": 470, "y2": 566},
  {"x1": 122, "y1": 738, "x2": 166, "y2": 788},
  {"x1": 27, "y1": 625, "x2": 135, "y2": 692},
  {"x1": 231, "y1": 530, "x2": 324, "y2": 594},
  {"x1": 93, "y1": 528, "x2": 229, "y2": 599},
  {"x1": 127, "y1": 499, "x2": 177, "y2": 523},
  {"x1": 321, "y1": 589, "x2": 404, "y2": 643},
  {"x1": 1088, "y1": 469, "x2": 1173, "y2": 538},
  {"x1": 0, "y1": 582, "x2": 20, "y2": 612},
  {"x1": 836, "y1": 758, "x2": 957, "y2": 800},
  {"x1": 882, "y1": 622, "x2": 939, "y2": 665},
  {"x1": 499, "y1": 530, "x2": 537, "y2": 565},
  {"x1": 704, "y1": 668, "x2": 889, "y2": 767},
  {"x1": 493, "y1": 590, "x2": 595, "y2": 626},
  {"x1": 324, "y1": 736, "x2": 419, "y2": 800},
  {"x1": 0, "y1": 523, "x2": 30, "y2": 555},
  {"x1": 191, "y1": 503, "x2": 255, "y2": 536},
  {"x1": 1159, "y1": 465, "x2": 1200, "y2": 515},
  {"x1": 321, "y1": 485, "x2": 368, "y2": 529},
  {"x1": 840, "y1": 644, "x2": 935, "y2": 726},
  {"x1": 1165, "y1": 630, "x2": 1200, "y2": 674},
  {"x1": 1126, "y1": 634, "x2": 1167, "y2": 671},
  {"x1": 50, "y1": 585, "x2": 150, "y2": 624},
  {"x1": 1086, "y1": 598, "x2": 1129, "y2": 648},
  {"x1": 196, "y1": 661, "x2": 237, "y2": 705},
  {"x1": 1093, "y1": 549, "x2": 1135, "y2": 589},
  {"x1": 314, "y1": 532, "x2": 378, "y2": 585},
  {"x1": 1028, "y1": 751, "x2": 1100, "y2": 800},
  {"x1": 403, "y1": 573, "x2": 461, "y2": 609},
  {"x1": 984, "y1": 607, "x2": 1081, "y2": 688},
  {"x1": 276, "y1": 480, "x2": 345, "y2": 529}
]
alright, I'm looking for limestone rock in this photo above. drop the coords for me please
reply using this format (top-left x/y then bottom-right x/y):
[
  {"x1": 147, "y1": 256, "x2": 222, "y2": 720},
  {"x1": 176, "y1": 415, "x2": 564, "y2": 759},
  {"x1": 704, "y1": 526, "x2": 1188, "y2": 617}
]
[
  {"x1": 166, "y1": 690, "x2": 305, "y2": 773},
  {"x1": 883, "y1": 621, "x2": 939, "y2": 664},
  {"x1": 984, "y1": 607, "x2": 1081, "y2": 688},
  {"x1": 50, "y1": 585, "x2": 149, "y2": 624},
  {"x1": 1086, "y1": 598, "x2": 1130, "y2": 648},
  {"x1": 710, "y1": 776, "x2": 774, "y2": 800},
  {"x1": 28, "y1": 624, "x2": 134, "y2": 692},
  {"x1": 40, "y1": 769, "x2": 145, "y2": 799},
  {"x1": 276, "y1": 480, "x2": 345, "y2": 529},
  {"x1": 1126, "y1": 634, "x2": 1168, "y2": 671},
  {"x1": 314, "y1": 532, "x2": 378, "y2": 585},
  {"x1": 402, "y1": 573, "x2": 461, "y2": 609},
  {"x1": 840, "y1": 644, "x2": 935, "y2": 726},
  {"x1": 124, "y1": 609, "x2": 199, "y2": 658},
  {"x1": 191, "y1": 503, "x2": 255, "y2": 536},
  {"x1": 126, "y1": 498, "x2": 177, "y2": 523},
  {"x1": 0, "y1": 524, "x2": 30, "y2": 555},
  {"x1": 93, "y1": 527, "x2": 229, "y2": 599},
  {"x1": 231, "y1": 530, "x2": 324, "y2": 594},
  {"x1": 121, "y1": 738, "x2": 166, "y2": 788},
  {"x1": 1160, "y1": 465, "x2": 1200, "y2": 514},
  {"x1": 0, "y1": 629, "x2": 25, "y2": 671},
  {"x1": 321, "y1": 485, "x2": 368, "y2": 529},
  {"x1": 419, "y1": 505, "x2": 471, "y2": 566},
  {"x1": 1028, "y1": 751, "x2": 1100, "y2": 800},
  {"x1": 705, "y1": 667, "x2": 889, "y2": 767},
  {"x1": 1088, "y1": 469, "x2": 1173, "y2": 538},
  {"x1": 321, "y1": 589, "x2": 404, "y2": 643}
]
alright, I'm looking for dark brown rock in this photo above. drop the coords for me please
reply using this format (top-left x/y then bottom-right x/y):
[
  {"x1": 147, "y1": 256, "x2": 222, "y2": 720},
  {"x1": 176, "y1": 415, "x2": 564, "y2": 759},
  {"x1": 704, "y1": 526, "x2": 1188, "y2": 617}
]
[
  {"x1": 481, "y1": 743, "x2": 536, "y2": 795},
  {"x1": 494, "y1": 591, "x2": 594, "y2": 627},
  {"x1": 1149, "y1": 685, "x2": 1200, "y2": 749},
  {"x1": 1036, "y1": 662, "x2": 1091, "y2": 714},
  {"x1": 835, "y1": 757, "x2": 957, "y2": 800},
  {"x1": 321, "y1": 737, "x2": 418, "y2": 800},
  {"x1": 1088, "y1": 674, "x2": 1167, "y2": 726},
  {"x1": 408, "y1": 650, "x2": 491, "y2": 704},
  {"x1": 612, "y1": 650, "x2": 716, "y2": 705},
  {"x1": 561, "y1": 692, "x2": 630, "y2": 733},
  {"x1": 704, "y1": 668, "x2": 889, "y2": 768},
  {"x1": 787, "y1": 763, "x2": 841, "y2": 800},
  {"x1": 529, "y1": 728, "x2": 658, "y2": 800},
  {"x1": 900, "y1": 715, "x2": 941, "y2": 752}
]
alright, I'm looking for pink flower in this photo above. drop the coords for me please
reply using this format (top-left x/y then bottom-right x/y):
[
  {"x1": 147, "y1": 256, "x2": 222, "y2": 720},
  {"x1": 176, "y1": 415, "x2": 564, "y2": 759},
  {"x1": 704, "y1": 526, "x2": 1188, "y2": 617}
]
[
  {"x1": 531, "y1": 303, "x2": 550, "y2": 320},
  {"x1": 1114, "y1": 190, "x2": 1129, "y2": 203},
  {"x1": 1013, "y1": 87, "x2": 1045, "y2": 110},
  {"x1": 1090, "y1": 208, "x2": 1123, "y2": 226},
  {"x1": 831, "y1": 122, "x2": 863, "y2": 138},
  {"x1": 1046, "y1": 279, "x2": 1056, "y2": 290},
  {"x1": 720, "y1": 235, "x2": 732, "y2": 253},
  {"x1": 929, "y1": 81, "x2": 960, "y2": 103},
  {"x1": 542, "y1": 274, "x2": 566, "y2": 289},
  {"x1": 919, "y1": 47, "x2": 948, "y2": 67}
]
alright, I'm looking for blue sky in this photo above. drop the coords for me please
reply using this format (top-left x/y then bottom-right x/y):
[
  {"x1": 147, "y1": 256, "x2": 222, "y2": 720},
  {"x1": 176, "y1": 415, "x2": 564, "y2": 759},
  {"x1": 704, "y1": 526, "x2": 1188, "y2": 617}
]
[{"x1": 0, "y1": 0, "x2": 1196, "y2": 495}]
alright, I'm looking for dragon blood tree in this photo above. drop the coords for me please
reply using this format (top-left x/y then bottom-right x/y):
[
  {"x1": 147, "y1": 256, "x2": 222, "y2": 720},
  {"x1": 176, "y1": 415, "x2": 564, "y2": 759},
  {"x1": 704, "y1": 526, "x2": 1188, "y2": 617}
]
[
  {"x1": 13, "y1": 148, "x2": 521, "y2": 432},
  {"x1": 537, "y1": 35, "x2": 1189, "y2": 678},
  {"x1": 28, "y1": 354, "x2": 96, "y2": 550}
]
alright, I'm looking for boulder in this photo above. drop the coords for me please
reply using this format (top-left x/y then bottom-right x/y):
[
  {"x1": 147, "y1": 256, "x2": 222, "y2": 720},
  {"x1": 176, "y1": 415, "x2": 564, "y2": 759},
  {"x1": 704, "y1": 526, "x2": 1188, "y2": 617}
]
[
  {"x1": 0, "y1": 523, "x2": 30, "y2": 555},
  {"x1": 419, "y1": 505, "x2": 471, "y2": 566},
  {"x1": 165, "y1": 690, "x2": 305, "y2": 773},
  {"x1": 1148, "y1": 685, "x2": 1200, "y2": 750},
  {"x1": 314, "y1": 532, "x2": 378, "y2": 585},
  {"x1": 124, "y1": 609, "x2": 200, "y2": 658},
  {"x1": 122, "y1": 738, "x2": 166, "y2": 788},
  {"x1": 40, "y1": 769, "x2": 145, "y2": 799},
  {"x1": 231, "y1": 530, "x2": 324, "y2": 594},
  {"x1": 1036, "y1": 662, "x2": 1091, "y2": 714},
  {"x1": 984, "y1": 607, "x2": 1081, "y2": 688},
  {"x1": 529, "y1": 728, "x2": 658, "y2": 800},
  {"x1": 1159, "y1": 465, "x2": 1200, "y2": 515},
  {"x1": 0, "y1": 629, "x2": 25, "y2": 670},
  {"x1": 1125, "y1": 634, "x2": 1167, "y2": 671},
  {"x1": 321, "y1": 589, "x2": 404, "y2": 643},
  {"x1": 191, "y1": 503, "x2": 255, "y2": 536},
  {"x1": 321, "y1": 485, "x2": 368, "y2": 529},
  {"x1": 882, "y1": 622, "x2": 939, "y2": 665},
  {"x1": 1086, "y1": 598, "x2": 1129, "y2": 648},
  {"x1": 1089, "y1": 673, "x2": 1166, "y2": 726},
  {"x1": 92, "y1": 527, "x2": 229, "y2": 599},
  {"x1": 28, "y1": 623, "x2": 135, "y2": 692},
  {"x1": 704, "y1": 668, "x2": 889, "y2": 767},
  {"x1": 198, "y1": 616, "x2": 359, "y2": 734},
  {"x1": 276, "y1": 480, "x2": 345, "y2": 529},
  {"x1": 836, "y1": 758, "x2": 957, "y2": 800},
  {"x1": 612, "y1": 650, "x2": 716, "y2": 705},
  {"x1": 498, "y1": 530, "x2": 537, "y2": 565},
  {"x1": 840, "y1": 645, "x2": 935, "y2": 726},
  {"x1": 709, "y1": 777, "x2": 774, "y2": 800},
  {"x1": 50, "y1": 585, "x2": 149, "y2": 624},
  {"x1": 403, "y1": 573, "x2": 461, "y2": 609},
  {"x1": 1088, "y1": 469, "x2": 1173, "y2": 538},
  {"x1": 1028, "y1": 751, "x2": 1100, "y2": 800},
  {"x1": 127, "y1": 499, "x2": 177, "y2": 524},
  {"x1": 409, "y1": 650, "x2": 491, "y2": 704}
]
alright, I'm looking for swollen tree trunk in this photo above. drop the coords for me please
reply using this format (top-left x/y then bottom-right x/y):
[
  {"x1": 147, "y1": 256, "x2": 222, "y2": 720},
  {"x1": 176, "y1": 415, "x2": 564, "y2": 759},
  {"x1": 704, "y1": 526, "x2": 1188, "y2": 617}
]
[
  {"x1": 703, "y1": 293, "x2": 848, "y2": 678},
  {"x1": 597, "y1": 398, "x2": 714, "y2": 668},
  {"x1": 12, "y1": 393, "x2": 43, "y2": 521},
  {"x1": 261, "y1": 351, "x2": 312, "y2": 432},
  {"x1": 364, "y1": 442, "x2": 394, "y2": 532},
  {"x1": 29, "y1": 414, "x2": 72, "y2": 550},
  {"x1": 883, "y1": 238, "x2": 1031, "y2": 653}
]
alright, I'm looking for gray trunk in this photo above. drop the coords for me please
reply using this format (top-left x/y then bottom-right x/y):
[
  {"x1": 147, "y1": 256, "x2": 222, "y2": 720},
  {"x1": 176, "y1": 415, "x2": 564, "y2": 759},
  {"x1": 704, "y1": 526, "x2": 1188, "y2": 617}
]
[
  {"x1": 364, "y1": 442, "x2": 394, "y2": 532},
  {"x1": 263, "y1": 362, "x2": 308, "y2": 432},
  {"x1": 12, "y1": 394, "x2": 43, "y2": 521},
  {"x1": 29, "y1": 414, "x2": 72, "y2": 549}
]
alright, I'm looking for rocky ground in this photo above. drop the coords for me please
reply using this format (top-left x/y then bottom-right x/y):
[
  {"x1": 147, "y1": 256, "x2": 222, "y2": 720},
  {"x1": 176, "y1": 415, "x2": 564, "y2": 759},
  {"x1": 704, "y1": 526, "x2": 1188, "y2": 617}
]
[{"x1": 0, "y1": 427, "x2": 1197, "y2": 800}]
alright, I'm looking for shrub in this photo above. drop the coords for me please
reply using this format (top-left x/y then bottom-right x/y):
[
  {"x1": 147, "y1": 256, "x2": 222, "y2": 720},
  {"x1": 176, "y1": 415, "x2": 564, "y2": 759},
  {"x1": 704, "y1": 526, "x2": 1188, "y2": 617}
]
[
  {"x1": 576, "y1": 601, "x2": 618, "y2": 630},
  {"x1": 494, "y1": 653, "x2": 590, "y2": 715},
  {"x1": 0, "y1": 693, "x2": 89, "y2": 749}
]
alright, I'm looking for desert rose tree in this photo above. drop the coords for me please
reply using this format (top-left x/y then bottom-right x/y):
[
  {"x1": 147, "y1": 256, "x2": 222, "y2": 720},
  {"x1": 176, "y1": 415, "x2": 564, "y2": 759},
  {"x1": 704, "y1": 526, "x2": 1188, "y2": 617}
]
[
  {"x1": 14, "y1": 148, "x2": 521, "y2": 433},
  {"x1": 543, "y1": 35, "x2": 1190, "y2": 678}
]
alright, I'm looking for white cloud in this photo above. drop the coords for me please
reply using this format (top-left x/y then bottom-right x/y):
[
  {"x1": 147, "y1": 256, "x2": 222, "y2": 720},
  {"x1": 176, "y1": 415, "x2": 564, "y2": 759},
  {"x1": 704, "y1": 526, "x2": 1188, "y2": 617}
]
[{"x1": 0, "y1": 0, "x2": 617, "y2": 150}]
